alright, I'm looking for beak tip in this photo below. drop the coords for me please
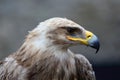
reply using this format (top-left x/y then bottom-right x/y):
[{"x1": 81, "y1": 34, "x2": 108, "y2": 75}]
[
  {"x1": 87, "y1": 34, "x2": 100, "y2": 53},
  {"x1": 95, "y1": 46, "x2": 99, "y2": 53},
  {"x1": 90, "y1": 40, "x2": 100, "y2": 54}
]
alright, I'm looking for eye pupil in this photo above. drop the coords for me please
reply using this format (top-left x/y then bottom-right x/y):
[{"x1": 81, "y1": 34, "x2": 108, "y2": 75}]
[
  {"x1": 67, "y1": 28, "x2": 73, "y2": 32},
  {"x1": 67, "y1": 27, "x2": 74, "y2": 33},
  {"x1": 61, "y1": 27, "x2": 81, "y2": 35}
]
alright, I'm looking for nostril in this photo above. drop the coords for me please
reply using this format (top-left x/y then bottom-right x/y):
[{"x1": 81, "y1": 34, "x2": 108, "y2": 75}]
[{"x1": 87, "y1": 35, "x2": 91, "y2": 38}]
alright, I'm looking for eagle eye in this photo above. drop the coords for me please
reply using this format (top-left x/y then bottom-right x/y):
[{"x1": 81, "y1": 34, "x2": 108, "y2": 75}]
[
  {"x1": 60, "y1": 27, "x2": 81, "y2": 36},
  {"x1": 66, "y1": 27, "x2": 75, "y2": 33},
  {"x1": 66, "y1": 27, "x2": 81, "y2": 35}
]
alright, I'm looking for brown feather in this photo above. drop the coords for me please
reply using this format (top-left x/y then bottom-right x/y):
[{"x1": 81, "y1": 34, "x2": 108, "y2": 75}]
[{"x1": 74, "y1": 54, "x2": 96, "y2": 80}]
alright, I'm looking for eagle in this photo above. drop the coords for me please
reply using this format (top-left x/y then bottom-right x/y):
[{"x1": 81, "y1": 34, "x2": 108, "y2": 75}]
[{"x1": 0, "y1": 17, "x2": 100, "y2": 80}]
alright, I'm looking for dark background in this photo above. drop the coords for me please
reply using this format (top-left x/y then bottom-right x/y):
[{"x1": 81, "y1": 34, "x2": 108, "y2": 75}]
[{"x1": 0, "y1": 0, "x2": 120, "y2": 80}]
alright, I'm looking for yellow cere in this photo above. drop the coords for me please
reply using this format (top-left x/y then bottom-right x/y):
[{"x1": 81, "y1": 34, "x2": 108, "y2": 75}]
[{"x1": 67, "y1": 30, "x2": 94, "y2": 45}]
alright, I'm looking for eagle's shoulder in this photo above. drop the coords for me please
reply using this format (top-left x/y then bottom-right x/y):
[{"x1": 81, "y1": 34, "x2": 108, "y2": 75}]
[{"x1": 74, "y1": 54, "x2": 96, "y2": 80}]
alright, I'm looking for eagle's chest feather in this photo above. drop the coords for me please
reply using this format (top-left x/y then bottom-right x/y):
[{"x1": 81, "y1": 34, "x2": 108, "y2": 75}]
[{"x1": 27, "y1": 55, "x2": 77, "y2": 80}]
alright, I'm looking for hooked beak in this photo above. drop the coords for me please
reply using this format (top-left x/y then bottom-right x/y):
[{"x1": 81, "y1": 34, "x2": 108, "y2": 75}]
[
  {"x1": 87, "y1": 34, "x2": 100, "y2": 53},
  {"x1": 67, "y1": 30, "x2": 100, "y2": 53}
]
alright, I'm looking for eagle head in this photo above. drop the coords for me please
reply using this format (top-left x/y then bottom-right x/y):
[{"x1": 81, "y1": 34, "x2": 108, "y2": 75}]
[{"x1": 26, "y1": 17, "x2": 100, "y2": 53}]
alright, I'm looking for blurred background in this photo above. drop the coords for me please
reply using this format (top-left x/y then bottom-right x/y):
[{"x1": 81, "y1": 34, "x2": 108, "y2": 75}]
[{"x1": 0, "y1": 0, "x2": 120, "y2": 80}]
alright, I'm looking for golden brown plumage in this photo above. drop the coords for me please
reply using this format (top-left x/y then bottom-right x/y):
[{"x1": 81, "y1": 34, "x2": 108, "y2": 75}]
[{"x1": 0, "y1": 17, "x2": 99, "y2": 80}]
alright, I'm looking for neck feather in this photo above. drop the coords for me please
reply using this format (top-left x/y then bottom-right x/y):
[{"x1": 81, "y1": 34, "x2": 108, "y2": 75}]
[{"x1": 13, "y1": 40, "x2": 73, "y2": 68}]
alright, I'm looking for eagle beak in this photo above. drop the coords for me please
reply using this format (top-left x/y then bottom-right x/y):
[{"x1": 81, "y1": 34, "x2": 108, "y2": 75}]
[{"x1": 67, "y1": 30, "x2": 100, "y2": 53}]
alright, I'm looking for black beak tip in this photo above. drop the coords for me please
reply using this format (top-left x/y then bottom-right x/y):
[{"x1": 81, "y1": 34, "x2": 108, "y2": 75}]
[{"x1": 90, "y1": 40, "x2": 100, "y2": 53}]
